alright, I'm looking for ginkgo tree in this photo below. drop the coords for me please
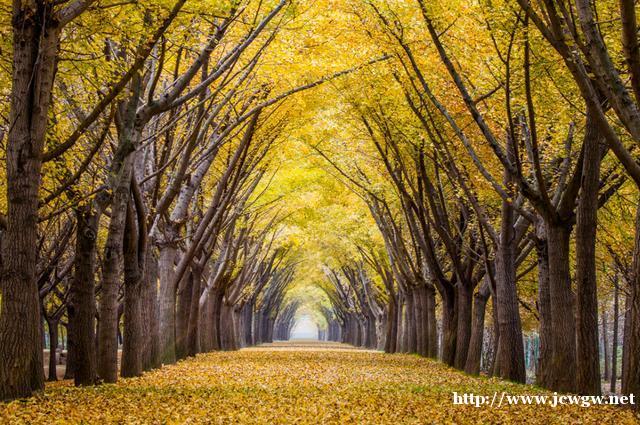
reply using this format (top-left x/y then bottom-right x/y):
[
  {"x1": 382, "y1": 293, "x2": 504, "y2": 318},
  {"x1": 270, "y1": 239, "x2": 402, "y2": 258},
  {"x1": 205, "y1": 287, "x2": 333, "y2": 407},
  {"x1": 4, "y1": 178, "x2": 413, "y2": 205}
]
[{"x1": 0, "y1": 0, "x2": 639, "y2": 413}]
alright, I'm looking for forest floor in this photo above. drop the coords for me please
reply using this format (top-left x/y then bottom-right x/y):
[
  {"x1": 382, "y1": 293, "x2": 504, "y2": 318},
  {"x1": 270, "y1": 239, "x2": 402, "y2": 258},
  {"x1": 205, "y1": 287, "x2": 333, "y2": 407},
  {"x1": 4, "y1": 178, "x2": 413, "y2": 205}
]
[{"x1": 1, "y1": 341, "x2": 638, "y2": 424}]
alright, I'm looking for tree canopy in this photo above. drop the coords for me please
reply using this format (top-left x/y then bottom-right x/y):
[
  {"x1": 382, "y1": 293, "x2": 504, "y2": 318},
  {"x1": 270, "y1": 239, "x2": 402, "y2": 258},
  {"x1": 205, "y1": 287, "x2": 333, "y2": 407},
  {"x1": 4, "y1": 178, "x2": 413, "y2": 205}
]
[{"x1": 1, "y1": 0, "x2": 640, "y2": 414}]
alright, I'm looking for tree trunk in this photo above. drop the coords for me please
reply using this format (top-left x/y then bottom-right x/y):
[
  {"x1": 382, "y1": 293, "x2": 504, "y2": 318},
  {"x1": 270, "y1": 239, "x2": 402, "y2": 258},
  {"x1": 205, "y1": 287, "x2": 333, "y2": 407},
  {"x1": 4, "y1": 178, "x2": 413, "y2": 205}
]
[
  {"x1": 121, "y1": 279, "x2": 143, "y2": 377},
  {"x1": 244, "y1": 303, "x2": 255, "y2": 346},
  {"x1": 68, "y1": 204, "x2": 101, "y2": 385},
  {"x1": 121, "y1": 200, "x2": 145, "y2": 378},
  {"x1": 0, "y1": 3, "x2": 59, "y2": 400},
  {"x1": 454, "y1": 282, "x2": 473, "y2": 370},
  {"x1": 603, "y1": 309, "x2": 610, "y2": 382},
  {"x1": 464, "y1": 280, "x2": 491, "y2": 375},
  {"x1": 47, "y1": 320, "x2": 58, "y2": 382},
  {"x1": 63, "y1": 323, "x2": 75, "y2": 380},
  {"x1": 211, "y1": 288, "x2": 225, "y2": 350},
  {"x1": 414, "y1": 285, "x2": 428, "y2": 356},
  {"x1": 441, "y1": 292, "x2": 457, "y2": 366},
  {"x1": 254, "y1": 311, "x2": 264, "y2": 345},
  {"x1": 187, "y1": 267, "x2": 202, "y2": 357},
  {"x1": 384, "y1": 295, "x2": 397, "y2": 353},
  {"x1": 611, "y1": 279, "x2": 619, "y2": 393},
  {"x1": 175, "y1": 273, "x2": 193, "y2": 360},
  {"x1": 535, "y1": 220, "x2": 552, "y2": 387},
  {"x1": 142, "y1": 249, "x2": 160, "y2": 371},
  {"x1": 405, "y1": 291, "x2": 417, "y2": 353},
  {"x1": 493, "y1": 231, "x2": 526, "y2": 382},
  {"x1": 363, "y1": 317, "x2": 371, "y2": 348},
  {"x1": 98, "y1": 155, "x2": 134, "y2": 383},
  {"x1": 426, "y1": 285, "x2": 438, "y2": 358},
  {"x1": 489, "y1": 294, "x2": 500, "y2": 376},
  {"x1": 493, "y1": 140, "x2": 526, "y2": 383},
  {"x1": 622, "y1": 203, "x2": 640, "y2": 400},
  {"x1": 234, "y1": 308, "x2": 245, "y2": 348},
  {"x1": 158, "y1": 242, "x2": 178, "y2": 364},
  {"x1": 365, "y1": 310, "x2": 378, "y2": 349},
  {"x1": 622, "y1": 293, "x2": 631, "y2": 392},
  {"x1": 546, "y1": 222, "x2": 577, "y2": 392},
  {"x1": 199, "y1": 290, "x2": 214, "y2": 351},
  {"x1": 267, "y1": 317, "x2": 275, "y2": 343},
  {"x1": 395, "y1": 293, "x2": 405, "y2": 353},
  {"x1": 575, "y1": 108, "x2": 603, "y2": 395}
]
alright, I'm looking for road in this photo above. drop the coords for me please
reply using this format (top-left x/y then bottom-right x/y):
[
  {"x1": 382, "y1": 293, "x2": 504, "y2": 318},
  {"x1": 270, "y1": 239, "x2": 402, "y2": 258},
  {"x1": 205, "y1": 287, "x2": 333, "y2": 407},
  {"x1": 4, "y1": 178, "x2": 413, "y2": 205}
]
[{"x1": 1, "y1": 341, "x2": 637, "y2": 424}]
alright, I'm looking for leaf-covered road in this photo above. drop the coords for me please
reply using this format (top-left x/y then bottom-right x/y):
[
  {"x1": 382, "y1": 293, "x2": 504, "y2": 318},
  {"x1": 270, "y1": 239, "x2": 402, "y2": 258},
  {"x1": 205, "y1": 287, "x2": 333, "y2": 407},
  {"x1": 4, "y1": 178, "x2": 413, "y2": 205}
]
[{"x1": 1, "y1": 342, "x2": 637, "y2": 424}]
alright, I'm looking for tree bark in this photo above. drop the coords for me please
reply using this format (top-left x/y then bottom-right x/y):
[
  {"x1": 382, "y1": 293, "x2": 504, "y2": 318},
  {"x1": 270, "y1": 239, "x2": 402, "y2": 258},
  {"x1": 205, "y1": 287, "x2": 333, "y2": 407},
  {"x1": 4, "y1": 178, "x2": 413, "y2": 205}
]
[
  {"x1": 141, "y1": 249, "x2": 160, "y2": 371},
  {"x1": 535, "y1": 221, "x2": 552, "y2": 387},
  {"x1": 47, "y1": 320, "x2": 58, "y2": 382},
  {"x1": 575, "y1": 108, "x2": 603, "y2": 395},
  {"x1": 63, "y1": 323, "x2": 75, "y2": 380},
  {"x1": 243, "y1": 303, "x2": 254, "y2": 346},
  {"x1": 546, "y1": 222, "x2": 577, "y2": 392},
  {"x1": 187, "y1": 267, "x2": 202, "y2": 357},
  {"x1": 426, "y1": 285, "x2": 438, "y2": 358},
  {"x1": 415, "y1": 285, "x2": 430, "y2": 356},
  {"x1": 405, "y1": 290, "x2": 417, "y2": 353},
  {"x1": 395, "y1": 293, "x2": 405, "y2": 353},
  {"x1": 464, "y1": 280, "x2": 490, "y2": 375},
  {"x1": 603, "y1": 309, "x2": 610, "y2": 383},
  {"x1": 384, "y1": 294, "x2": 397, "y2": 353},
  {"x1": 158, "y1": 242, "x2": 178, "y2": 363},
  {"x1": 200, "y1": 290, "x2": 214, "y2": 351},
  {"x1": 121, "y1": 200, "x2": 145, "y2": 378},
  {"x1": 493, "y1": 225, "x2": 526, "y2": 382},
  {"x1": 221, "y1": 303, "x2": 239, "y2": 350},
  {"x1": 413, "y1": 286, "x2": 426, "y2": 356},
  {"x1": 622, "y1": 202, "x2": 640, "y2": 400},
  {"x1": 365, "y1": 311, "x2": 378, "y2": 349},
  {"x1": 121, "y1": 279, "x2": 143, "y2": 377},
  {"x1": 68, "y1": 204, "x2": 102, "y2": 385},
  {"x1": 211, "y1": 288, "x2": 225, "y2": 350},
  {"x1": 175, "y1": 273, "x2": 193, "y2": 360},
  {"x1": 98, "y1": 153, "x2": 134, "y2": 382},
  {"x1": 622, "y1": 292, "x2": 631, "y2": 392},
  {"x1": 489, "y1": 294, "x2": 500, "y2": 376},
  {"x1": 611, "y1": 279, "x2": 619, "y2": 393},
  {"x1": 0, "y1": 2, "x2": 59, "y2": 400},
  {"x1": 454, "y1": 282, "x2": 473, "y2": 370},
  {"x1": 441, "y1": 293, "x2": 457, "y2": 366},
  {"x1": 493, "y1": 137, "x2": 526, "y2": 383},
  {"x1": 98, "y1": 72, "x2": 142, "y2": 380}
]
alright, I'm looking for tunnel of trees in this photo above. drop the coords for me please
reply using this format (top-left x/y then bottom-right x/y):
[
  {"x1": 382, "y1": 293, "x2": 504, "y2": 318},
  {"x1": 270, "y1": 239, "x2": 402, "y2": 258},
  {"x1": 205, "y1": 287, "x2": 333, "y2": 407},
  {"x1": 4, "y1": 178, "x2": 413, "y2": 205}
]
[{"x1": 1, "y1": 0, "x2": 640, "y2": 410}]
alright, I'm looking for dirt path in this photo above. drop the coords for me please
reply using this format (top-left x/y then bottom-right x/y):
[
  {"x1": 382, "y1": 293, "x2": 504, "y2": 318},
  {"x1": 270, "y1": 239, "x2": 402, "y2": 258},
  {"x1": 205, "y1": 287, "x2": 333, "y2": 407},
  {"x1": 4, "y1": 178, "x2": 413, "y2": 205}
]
[{"x1": 2, "y1": 341, "x2": 638, "y2": 424}]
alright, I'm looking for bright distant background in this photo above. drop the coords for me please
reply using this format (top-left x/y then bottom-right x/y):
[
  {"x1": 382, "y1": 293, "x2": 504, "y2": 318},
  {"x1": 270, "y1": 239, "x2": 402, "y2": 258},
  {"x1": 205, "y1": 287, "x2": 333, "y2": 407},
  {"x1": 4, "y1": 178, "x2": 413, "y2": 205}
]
[{"x1": 289, "y1": 316, "x2": 318, "y2": 340}]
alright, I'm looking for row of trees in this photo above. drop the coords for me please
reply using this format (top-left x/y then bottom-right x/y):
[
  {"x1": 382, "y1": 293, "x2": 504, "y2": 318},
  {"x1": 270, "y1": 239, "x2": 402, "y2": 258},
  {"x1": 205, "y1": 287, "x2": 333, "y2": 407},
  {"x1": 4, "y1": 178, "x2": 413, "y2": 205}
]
[
  {"x1": 315, "y1": 0, "x2": 640, "y2": 403},
  {"x1": 3, "y1": 0, "x2": 640, "y2": 405},
  {"x1": 0, "y1": 0, "x2": 382, "y2": 400}
]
